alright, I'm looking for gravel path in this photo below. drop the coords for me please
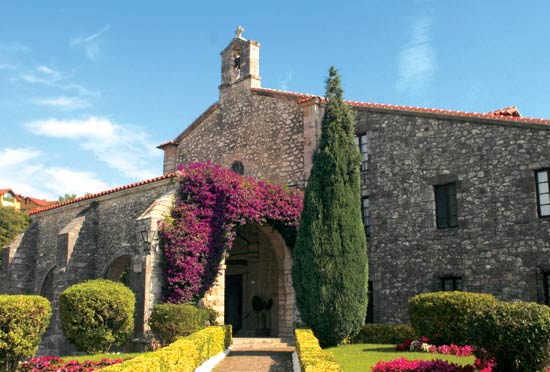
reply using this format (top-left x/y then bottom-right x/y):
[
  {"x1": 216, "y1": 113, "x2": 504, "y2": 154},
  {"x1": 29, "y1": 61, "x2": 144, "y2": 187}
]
[{"x1": 212, "y1": 350, "x2": 294, "y2": 372}]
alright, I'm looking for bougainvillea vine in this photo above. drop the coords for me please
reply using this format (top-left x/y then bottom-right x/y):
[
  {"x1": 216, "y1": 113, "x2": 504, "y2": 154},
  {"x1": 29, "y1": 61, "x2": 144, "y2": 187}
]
[{"x1": 159, "y1": 162, "x2": 303, "y2": 303}]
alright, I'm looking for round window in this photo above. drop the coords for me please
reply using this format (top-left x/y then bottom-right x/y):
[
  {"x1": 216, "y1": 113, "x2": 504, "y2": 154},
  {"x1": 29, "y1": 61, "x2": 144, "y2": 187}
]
[{"x1": 231, "y1": 161, "x2": 244, "y2": 175}]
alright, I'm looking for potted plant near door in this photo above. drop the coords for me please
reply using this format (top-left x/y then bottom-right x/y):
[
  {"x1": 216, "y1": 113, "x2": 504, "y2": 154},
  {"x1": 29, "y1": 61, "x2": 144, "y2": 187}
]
[{"x1": 251, "y1": 295, "x2": 273, "y2": 336}]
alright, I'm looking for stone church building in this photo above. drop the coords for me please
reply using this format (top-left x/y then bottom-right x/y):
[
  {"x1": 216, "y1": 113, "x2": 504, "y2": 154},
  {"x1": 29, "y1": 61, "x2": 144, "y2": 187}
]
[{"x1": 2, "y1": 29, "x2": 550, "y2": 354}]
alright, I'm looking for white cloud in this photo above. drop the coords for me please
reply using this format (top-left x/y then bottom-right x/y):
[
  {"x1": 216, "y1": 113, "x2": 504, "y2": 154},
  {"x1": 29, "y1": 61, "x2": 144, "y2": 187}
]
[
  {"x1": 31, "y1": 96, "x2": 91, "y2": 110},
  {"x1": 70, "y1": 25, "x2": 110, "y2": 61},
  {"x1": 280, "y1": 71, "x2": 293, "y2": 91},
  {"x1": 36, "y1": 65, "x2": 61, "y2": 79},
  {"x1": 0, "y1": 147, "x2": 110, "y2": 200},
  {"x1": 395, "y1": 14, "x2": 437, "y2": 97},
  {"x1": 0, "y1": 42, "x2": 31, "y2": 54},
  {"x1": 25, "y1": 117, "x2": 161, "y2": 180}
]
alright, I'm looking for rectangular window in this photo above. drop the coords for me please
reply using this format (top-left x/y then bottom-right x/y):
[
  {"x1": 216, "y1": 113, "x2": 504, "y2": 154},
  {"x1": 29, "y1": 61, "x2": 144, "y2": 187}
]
[
  {"x1": 544, "y1": 272, "x2": 550, "y2": 305},
  {"x1": 441, "y1": 276, "x2": 463, "y2": 291},
  {"x1": 536, "y1": 169, "x2": 550, "y2": 217},
  {"x1": 361, "y1": 196, "x2": 370, "y2": 237},
  {"x1": 355, "y1": 133, "x2": 368, "y2": 171},
  {"x1": 434, "y1": 183, "x2": 458, "y2": 229},
  {"x1": 366, "y1": 281, "x2": 374, "y2": 323}
]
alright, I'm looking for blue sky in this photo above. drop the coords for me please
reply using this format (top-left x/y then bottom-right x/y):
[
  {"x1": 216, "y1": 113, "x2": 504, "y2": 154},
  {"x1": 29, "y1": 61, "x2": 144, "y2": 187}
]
[{"x1": 1, "y1": 1, "x2": 549, "y2": 200}]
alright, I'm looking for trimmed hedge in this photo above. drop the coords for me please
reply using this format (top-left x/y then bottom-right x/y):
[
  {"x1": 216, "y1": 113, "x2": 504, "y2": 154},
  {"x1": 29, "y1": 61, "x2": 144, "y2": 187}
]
[
  {"x1": 149, "y1": 303, "x2": 209, "y2": 345},
  {"x1": 60, "y1": 279, "x2": 135, "y2": 353},
  {"x1": 295, "y1": 329, "x2": 343, "y2": 372},
  {"x1": 101, "y1": 325, "x2": 232, "y2": 372},
  {"x1": 469, "y1": 300, "x2": 550, "y2": 372},
  {"x1": 351, "y1": 324, "x2": 416, "y2": 344},
  {"x1": 408, "y1": 291, "x2": 497, "y2": 345},
  {"x1": 0, "y1": 295, "x2": 51, "y2": 372}
]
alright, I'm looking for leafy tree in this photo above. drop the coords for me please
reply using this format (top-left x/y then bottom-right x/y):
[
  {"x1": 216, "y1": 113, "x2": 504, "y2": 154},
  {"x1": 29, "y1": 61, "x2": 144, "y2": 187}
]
[
  {"x1": 292, "y1": 67, "x2": 368, "y2": 347},
  {"x1": 58, "y1": 193, "x2": 77, "y2": 202},
  {"x1": 0, "y1": 207, "x2": 31, "y2": 248}
]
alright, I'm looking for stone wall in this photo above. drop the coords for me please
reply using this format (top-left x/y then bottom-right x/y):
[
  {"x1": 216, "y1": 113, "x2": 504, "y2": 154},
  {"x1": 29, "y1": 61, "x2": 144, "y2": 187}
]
[
  {"x1": 351, "y1": 107, "x2": 550, "y2": 323},
  {"x1": 1, "y1": 177, "x2": 177, "y2": 355},
  {"x1": 176, "y1": 86, "x2": 306, "y2": 187}
]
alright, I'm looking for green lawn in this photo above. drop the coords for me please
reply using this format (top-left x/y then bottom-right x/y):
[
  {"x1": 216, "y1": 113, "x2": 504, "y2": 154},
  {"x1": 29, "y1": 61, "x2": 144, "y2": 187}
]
[
  {"x1": 326, "y1": 344, "x2": 475, "y2": 372},
  {"x1": 59, "y1": 352, "x2": 145, "y2": 363}
]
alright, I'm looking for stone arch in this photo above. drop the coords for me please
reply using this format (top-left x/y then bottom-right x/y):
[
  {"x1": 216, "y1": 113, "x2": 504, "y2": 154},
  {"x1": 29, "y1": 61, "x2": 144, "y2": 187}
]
[
  {"x1": 208, "y1": 223, "x2": 295, "y2": 337},
  {"x1": 104, "y1": 254, "x2": 132, "y2": 286},
  {"x1": 40, "y1": 266, "x2": 56, "y2": 302}
]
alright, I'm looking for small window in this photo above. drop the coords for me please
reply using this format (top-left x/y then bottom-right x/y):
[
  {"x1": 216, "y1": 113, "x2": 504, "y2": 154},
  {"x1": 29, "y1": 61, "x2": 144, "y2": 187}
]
[
  {"x1": 434, "y1": 183, "x2": 458, "y2": 229},
  {"x1": 355, "y1": 133, "x2": 368, "y2": 171},
  {"x1": 231, "y1": 161, "x2": 245, "y2": 175},
  {"x1": 544, "y1": 272, "x2": 550, "y2": 305},
  {"x1": 536, "y1": 169, "x2": 550, "y2": 217},
  {"x1": 361, "y1": 196, "x2": 370, "y2": 237},
  {"x1": 441, "y1": 276, "x2": 463, "y2": 291},
  {"x1": 366, "y1": 280, "x2": 374, "y2": 323},
  {"x1": 3, "y1": 192, "x2": 14, "y2": 202}
]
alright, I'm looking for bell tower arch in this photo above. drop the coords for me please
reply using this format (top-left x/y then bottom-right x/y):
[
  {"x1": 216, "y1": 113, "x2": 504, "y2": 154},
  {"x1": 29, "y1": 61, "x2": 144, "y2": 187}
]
[{"x1": 219, "y1": 25, "x2": 261, "y2": 91}]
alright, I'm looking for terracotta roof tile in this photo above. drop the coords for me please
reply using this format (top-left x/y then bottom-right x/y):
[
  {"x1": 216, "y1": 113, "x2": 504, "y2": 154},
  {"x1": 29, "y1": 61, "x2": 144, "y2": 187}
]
[
  {"x1": 29, "y1": 173, "x2": 177, "y2": 215},
  {"x1": 251, "y1": 88, "x2": 550, "y2": 126}
]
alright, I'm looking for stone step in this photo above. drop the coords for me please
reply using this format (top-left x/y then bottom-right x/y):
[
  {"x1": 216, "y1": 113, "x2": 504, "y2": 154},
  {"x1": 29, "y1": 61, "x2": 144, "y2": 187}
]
[{"x1": 230, "y1": 337, "x2": 295, "y2": 351}]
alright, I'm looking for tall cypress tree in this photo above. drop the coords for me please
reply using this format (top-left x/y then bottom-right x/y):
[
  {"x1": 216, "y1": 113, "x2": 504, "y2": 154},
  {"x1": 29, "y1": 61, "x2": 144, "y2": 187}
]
[{"x1": 292, "y1": 67, "x2": 368, "y2": 347}]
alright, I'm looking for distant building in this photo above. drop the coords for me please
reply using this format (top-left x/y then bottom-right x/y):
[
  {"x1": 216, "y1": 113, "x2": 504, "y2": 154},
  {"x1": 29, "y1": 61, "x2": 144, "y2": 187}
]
[
  {"x1": 0, "y1": 188, "x2": 55, "y2": 213},
  {"x1": 0, "y1": 189, "x2": 21, "y2": 210}
]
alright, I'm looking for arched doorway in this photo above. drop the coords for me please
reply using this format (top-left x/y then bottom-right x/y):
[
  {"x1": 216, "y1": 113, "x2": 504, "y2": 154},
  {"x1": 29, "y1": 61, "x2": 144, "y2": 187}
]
[
  {"x1": 104, "y1": 254, "x2": 131, "y2": 286},
  {"x1": 223, "y1": 224, "x2": 294, "y2": 337}
]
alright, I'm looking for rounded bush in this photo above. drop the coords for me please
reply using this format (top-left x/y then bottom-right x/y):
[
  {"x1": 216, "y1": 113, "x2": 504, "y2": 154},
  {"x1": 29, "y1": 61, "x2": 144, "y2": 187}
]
[
  {"x1": 60, "y1": 279, "x2": 135, "y2": 353},
  {"x1": 469, "y1": 300, "x2": 550, "y2": 372},
  {"x1": 408, "y1": 291, "x2": 497, "y2": 345},
  {"x1": 351, "y1": 324, "x2": 416, "y2": 344},
  {"x1": 0, "y1": 295, "x2": 51, "y2": 371},
  {"x1": 149, "y1": 303, "x2": 209, "y2": 345}
]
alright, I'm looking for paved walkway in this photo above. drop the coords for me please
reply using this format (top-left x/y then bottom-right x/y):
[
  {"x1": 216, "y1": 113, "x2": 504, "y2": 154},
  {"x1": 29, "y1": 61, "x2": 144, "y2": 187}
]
[{"x1": 212, "y1": 350, "x2": 294, "y2": 372}]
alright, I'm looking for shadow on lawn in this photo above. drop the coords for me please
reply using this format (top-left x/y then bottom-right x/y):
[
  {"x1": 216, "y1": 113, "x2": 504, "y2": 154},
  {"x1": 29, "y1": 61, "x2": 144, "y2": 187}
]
[{"x1": 362, "y1": 346, "x2": 397, "y2": 353}]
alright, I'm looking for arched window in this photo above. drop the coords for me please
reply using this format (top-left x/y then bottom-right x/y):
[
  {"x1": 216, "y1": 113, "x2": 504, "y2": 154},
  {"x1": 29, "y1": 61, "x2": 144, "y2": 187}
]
[
  {"x1": 105, "y1": 255, "x2": 131, "y2": 287},
  {"x1": 231, "y1": 161, "x2": 245, "y2": 175},
  {"x1": 40, "y1": 267, "x2": 56, "y2": 302}
]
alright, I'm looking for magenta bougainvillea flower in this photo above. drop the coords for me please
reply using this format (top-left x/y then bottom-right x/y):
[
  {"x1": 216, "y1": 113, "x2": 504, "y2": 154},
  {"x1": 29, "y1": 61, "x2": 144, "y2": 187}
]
[{"x1": 160, "y1": 162, "x2": 303, "y2": 303}]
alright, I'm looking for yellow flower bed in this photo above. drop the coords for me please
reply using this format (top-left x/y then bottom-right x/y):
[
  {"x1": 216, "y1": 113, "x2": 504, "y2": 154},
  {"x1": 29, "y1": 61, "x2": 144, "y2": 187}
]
[
  {"x1": 295, "y1": 329, "x2": 342, "y2": 372},
  {"x1": 101, "y1": 325, "x2": 231, "y2": 372}
]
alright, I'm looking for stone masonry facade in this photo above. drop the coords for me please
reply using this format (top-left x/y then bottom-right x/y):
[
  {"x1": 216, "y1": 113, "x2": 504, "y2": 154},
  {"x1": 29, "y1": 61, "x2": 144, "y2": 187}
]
[{"x1": 1, "y1": 30, "x2": 550, "y2": 354}]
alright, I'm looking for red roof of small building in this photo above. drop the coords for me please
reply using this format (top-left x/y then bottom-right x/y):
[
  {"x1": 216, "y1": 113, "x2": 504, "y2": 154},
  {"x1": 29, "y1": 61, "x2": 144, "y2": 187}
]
[
  {"x1": 251, "y1": 87, "x2": 550, "y2": 126},
  {"x1": 29, "y1": 173, "x2": 177, "y2": 215}
]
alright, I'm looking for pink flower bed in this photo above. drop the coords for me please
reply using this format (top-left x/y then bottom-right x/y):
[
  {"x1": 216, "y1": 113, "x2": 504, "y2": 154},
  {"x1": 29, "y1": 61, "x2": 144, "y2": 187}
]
[
  {"x1": 396, "y1": 338, "x2": 474, "y2": 357},
  {"x1": 17, "y1": 356, "x2": 122, "y2": 371},
  {"x1": 372, "y1": 358, "x2": 471, "y2": 372}
]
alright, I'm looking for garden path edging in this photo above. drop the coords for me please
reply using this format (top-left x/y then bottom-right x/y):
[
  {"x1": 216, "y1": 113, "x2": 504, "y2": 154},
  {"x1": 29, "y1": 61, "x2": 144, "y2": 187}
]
[
  {"x1": 195, "y1": 348, "x2": 230, "y2": 372},
  {"x1": 291, "y1": 351, "x2": 300, "y2": 372}
]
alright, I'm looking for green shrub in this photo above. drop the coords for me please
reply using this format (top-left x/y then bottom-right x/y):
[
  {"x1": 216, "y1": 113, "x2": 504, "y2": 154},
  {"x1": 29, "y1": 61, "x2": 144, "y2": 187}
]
[
  {"x1": 0, "y1": 295, "x2": 51, "y2": 371},
  {"x1": 351, "y1": 323, "x2": 416, "y2": 344},
  {"x1": 469, "y1": 300, "x2": 550, "y2": 372},
  {"x1": 101, "y1": 325, "x2": 231, "y2": 372},
  {"x1": 295, "y1": 329, "x2": 343, "y2": 372},
  {"x1": 149, "y1": 303, "x2": 209, "y2": 345},
  {"x1": 60, "y1": 279, "x2": 135, "y2": 353},
  {"x1": 408, "y1": 291, "x2": 497, "y2": 345}
]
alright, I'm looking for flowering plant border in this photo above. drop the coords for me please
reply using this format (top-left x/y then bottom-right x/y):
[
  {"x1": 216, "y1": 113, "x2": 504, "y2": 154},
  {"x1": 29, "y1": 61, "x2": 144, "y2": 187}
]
[
  {"x1": 396, "y1": 337, "x2": 474, "y2": 357},
  {"x1": 17, "y1": 356, "x2": 122, "y2": 371},
  {"x1": 159, "y1": 162, "x2": 303, "y2": 303}
]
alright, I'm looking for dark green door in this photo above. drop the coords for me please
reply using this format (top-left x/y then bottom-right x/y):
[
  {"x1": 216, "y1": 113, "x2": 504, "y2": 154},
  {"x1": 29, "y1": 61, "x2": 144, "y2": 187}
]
[{"x1": 225, "y1": 274, "x2": 243, "y2": 334}]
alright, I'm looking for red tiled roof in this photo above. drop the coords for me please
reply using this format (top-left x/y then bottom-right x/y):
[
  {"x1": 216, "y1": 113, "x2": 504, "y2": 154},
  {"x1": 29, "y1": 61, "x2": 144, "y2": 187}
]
[
  {"x1": 157, "y1": 140, "x2": 177, "y2": 149},
  {"x1": 251, "y1": 87, "x2": 550, "y2": 126},
  {"x1": 25, "y1": 196, "x2": 56, "y2": 206},
  {"x1": 0, "y1": 189, "x2": 13, "y2": 194},
  {"x1": 29, "y1": 173, "x2": 177, "y2": 215}
]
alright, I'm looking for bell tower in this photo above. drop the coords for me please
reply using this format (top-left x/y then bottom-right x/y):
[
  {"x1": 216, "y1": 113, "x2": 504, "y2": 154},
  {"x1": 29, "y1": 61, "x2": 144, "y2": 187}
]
[{"x1": 219, "y1": 25, "x2": 261, "y2": 91}]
